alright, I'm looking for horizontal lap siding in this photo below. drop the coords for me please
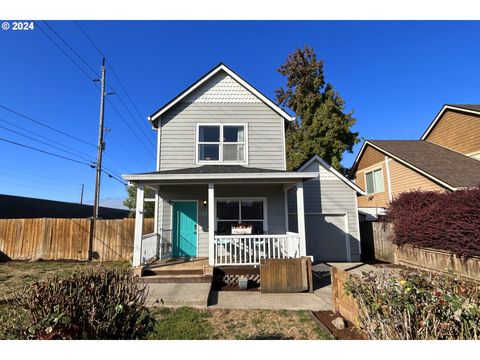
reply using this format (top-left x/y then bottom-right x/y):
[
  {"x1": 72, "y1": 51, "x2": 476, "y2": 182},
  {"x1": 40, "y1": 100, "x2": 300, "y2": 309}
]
[
  {"x1": 354, "y1": 146, "x2": 389, "y2": 208},
  {"x1": 289, "y1": 161, "x2": 361, "y2": 261},
  {"x1": 425, "y1": 110, "x2": 480, "y2": 155},
  {"x1": 159, "y1": 103, "x2": 285, "y2": 170},
  {"x1": 388, "y1": 159, "x2": 444, "y2": 194}
]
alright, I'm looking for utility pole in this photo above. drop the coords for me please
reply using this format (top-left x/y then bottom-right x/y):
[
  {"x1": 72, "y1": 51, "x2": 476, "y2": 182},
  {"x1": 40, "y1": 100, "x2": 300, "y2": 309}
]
[
  {"x1": 80, "y1": 184, "x2": 84, "y2": 204},
  {"x1": 89, "y1": 57, "x2": 106, "y2": 261}
]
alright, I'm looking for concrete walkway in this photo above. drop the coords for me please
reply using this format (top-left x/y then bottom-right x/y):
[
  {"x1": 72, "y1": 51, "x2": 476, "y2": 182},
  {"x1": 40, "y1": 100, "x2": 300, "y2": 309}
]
[
  {"x1": 208, "y1": 291, "x2": 331, "y2": 311},
  {"x1": 144, "y1": 262, "x2": 377, "y2": 311}
]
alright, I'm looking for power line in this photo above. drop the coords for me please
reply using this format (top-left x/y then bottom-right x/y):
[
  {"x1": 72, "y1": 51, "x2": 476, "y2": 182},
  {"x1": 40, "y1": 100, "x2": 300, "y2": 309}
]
[
  {"x1": 34, "y1": 21, "x2": 95, "y2": 82},
  {"x1": 42, "y1": 21, "x2": 99, "y2": 79},
  {"x1": 0, "y1": 170, "x2": 85, "y2": 192},
  {"x1": 0, "y1": 179, "x2": 83, "y2": 195},
  {"x1": 0, "y1": 104, "x2": 97, "y2": 148},
  {"x1": 0, "y1": 136, "x2": 127, "y2": 186},
  {"x1": 0, "y1": 120, "x2": 94, "y2": 163},
  {"x1": 0, "y1": 136, "x2": 92, "y2": 166},
  {"x1": 73, "y1": 21, "x2": 155, "y2": 147},
  {"x1": 107, "y1": 98, "x2": 156, "y2": 159},
  {"x1": 0, "y1": 164, "x2": 87, "y2": 186}
]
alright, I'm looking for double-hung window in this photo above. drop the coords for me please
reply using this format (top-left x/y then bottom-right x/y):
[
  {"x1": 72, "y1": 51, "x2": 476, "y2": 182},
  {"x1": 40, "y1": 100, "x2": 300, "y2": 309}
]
[
  {"x1": 216, "y1": 199, "x2": 266, "y2": 235},
  {"x1": 197, "y1": 124, "x2": 246, "y2": 163},
  {"x1": 365, "y1": 168, "x2": 384, "y2": 194}
]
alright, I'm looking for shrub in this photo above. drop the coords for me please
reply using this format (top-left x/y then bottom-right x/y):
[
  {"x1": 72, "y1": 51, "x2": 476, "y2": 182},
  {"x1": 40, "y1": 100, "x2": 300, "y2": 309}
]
[
  {"x1": 12, "y1": 266, "x2": 154, "y2": 339},
  {"x1": 385, "y1": 187, "x2": 480, "y2": 257},
  {"x1": 345, "y1": 267, "x2": 480, "y2": 339}
]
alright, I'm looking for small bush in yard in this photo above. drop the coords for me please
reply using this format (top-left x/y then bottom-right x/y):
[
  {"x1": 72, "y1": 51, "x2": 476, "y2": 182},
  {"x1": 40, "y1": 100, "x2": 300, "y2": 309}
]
[
  {"x1": 385, "y1": 187, "x2": 480, "y2": 257},
  {"x1": 345, "y1": 268, "x2": 480, "y2": 340},
  {"x1": 11, "y1": 266, "x2": 154, "y2": 339}
]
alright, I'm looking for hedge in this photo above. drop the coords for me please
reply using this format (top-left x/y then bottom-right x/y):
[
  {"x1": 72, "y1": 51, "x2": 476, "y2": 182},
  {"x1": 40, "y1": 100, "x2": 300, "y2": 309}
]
[{"x1": 384, "y1": 187, "x2": 480, "y2": 258}]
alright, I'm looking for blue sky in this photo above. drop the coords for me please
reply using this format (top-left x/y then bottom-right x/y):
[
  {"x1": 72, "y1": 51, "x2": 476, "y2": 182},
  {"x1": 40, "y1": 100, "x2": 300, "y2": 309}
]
[{"x1": 1, "y1": 20, "x2": 480, "y2": 208}]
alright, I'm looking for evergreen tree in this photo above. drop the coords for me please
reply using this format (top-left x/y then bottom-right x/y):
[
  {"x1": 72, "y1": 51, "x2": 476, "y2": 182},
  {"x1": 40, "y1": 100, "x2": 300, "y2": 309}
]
[{"x1": 276, "y1": 46, "x2": 360, "y2": 173}]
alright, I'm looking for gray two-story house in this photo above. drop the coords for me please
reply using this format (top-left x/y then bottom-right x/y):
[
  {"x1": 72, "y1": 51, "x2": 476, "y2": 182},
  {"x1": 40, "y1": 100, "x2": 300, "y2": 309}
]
[{"x1": 124, "y1": 63, "x2": 363, "y2": 268}]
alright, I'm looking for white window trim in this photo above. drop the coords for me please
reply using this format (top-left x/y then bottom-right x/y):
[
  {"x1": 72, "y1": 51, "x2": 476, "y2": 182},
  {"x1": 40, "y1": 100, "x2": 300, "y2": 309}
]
[
  {"x1": 364, "y1": 167, "x2": 385, "y2": 195},
  {"x1": 214, "y1": 197, "x2": 268, "y2": 233},
  {"x1": 195, "y1": 123, "x2": 248, "y2": 165}
]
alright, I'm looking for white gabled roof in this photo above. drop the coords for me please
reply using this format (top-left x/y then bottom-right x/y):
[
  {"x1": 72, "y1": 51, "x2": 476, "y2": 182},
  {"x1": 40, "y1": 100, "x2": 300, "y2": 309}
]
[
  {"x1": 298, "y1": 155, "x2": 367, "y2": 195},
  {"x1": 148, "y1": 63, "x2": 295, "y2": 126}
]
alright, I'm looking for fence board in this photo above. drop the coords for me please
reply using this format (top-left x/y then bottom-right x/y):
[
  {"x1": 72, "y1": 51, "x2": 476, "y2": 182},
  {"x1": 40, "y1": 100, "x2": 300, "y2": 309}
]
[
  {"x1": 260, "y1": 257, "x2": 312, "y2": 293},
  {"x1": 372, "y1": 222, "x2": 395, "y2": 263},
  {"x1": 0, "y1": 217, "x2": 154, "y2": 262}
]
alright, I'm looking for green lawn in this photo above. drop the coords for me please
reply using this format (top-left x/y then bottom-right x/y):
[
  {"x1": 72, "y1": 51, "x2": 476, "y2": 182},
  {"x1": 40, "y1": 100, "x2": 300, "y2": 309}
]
[
  {"x1": 0, "y1": 261, "x2": 332, "y2": 340},
  {"x1": 149, "y1": 307, "x2": 331, "y2": 340}
]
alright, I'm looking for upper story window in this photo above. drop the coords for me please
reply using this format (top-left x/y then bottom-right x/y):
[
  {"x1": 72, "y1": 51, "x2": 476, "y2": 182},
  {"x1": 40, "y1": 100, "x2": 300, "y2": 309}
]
[
  {"x1": 197, "y1": 124, "x2": 247, "y2": 163},
  {"x1": 365, "y1": 168, "x2": 384, "y2": 194}
]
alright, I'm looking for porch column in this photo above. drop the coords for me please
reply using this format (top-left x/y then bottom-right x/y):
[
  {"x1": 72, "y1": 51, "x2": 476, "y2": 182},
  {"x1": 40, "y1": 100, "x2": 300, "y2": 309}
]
[
  {"x1": 296, "y1": 181, "x2": 306, "y2": 256},
  {"x1": 133, "y1": 184, "x2": 145, "y2": 267},
  {"x1": 208, "y1": 183, "x2": 215, "y2": 266}
]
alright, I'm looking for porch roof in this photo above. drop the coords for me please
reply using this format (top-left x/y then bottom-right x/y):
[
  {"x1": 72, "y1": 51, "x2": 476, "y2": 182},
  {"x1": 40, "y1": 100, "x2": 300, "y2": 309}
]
[{"x1": 123, "y1": 165, "x2": 317, "y2": 184}]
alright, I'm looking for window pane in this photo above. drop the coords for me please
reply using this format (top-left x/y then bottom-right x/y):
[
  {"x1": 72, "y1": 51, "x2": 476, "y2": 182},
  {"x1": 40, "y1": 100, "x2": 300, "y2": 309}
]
[
  {"x1": 242, "y1": 221, "x2": 264, "y2": 235},
  {"x1": 199, "y1": 126, "x2": 220, "y2": 142},
  {"x1": 241, "y1": 200, "x2": 263, "y2": 220},
  {"x1": 217, "y1": 201, "x2": 239, "y2": 220},
  {"x1": 374, "y1": 170, "x2": 384, "y2": 192},
  {"x1": 365, "y1": 172, "x2": 374, "y2": 194},
  {"x1": 216, "y1": 221, "x2": 239, "y2": 235},
  {"x1": 223, "y1": 144, "x2": 245, "y2": 161},
  {"x1": 223, "y1": 126, "x2": 244, "y2": 143},
  {"x1": 199, "y1": 144, "x2": 219, "y2": 161}
]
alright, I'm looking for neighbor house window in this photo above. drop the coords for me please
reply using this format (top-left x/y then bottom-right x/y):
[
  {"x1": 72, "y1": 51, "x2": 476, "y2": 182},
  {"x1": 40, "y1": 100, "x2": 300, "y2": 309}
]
[
  {"x1": 216, "y1": 199, "x2": 265, "y2": 235},
  {"x1": 365, "y1": 168, "x2": 384, "y2": 194},
  {"x1": 197, "y1": 124, "x2": 246, "y2": 163}
]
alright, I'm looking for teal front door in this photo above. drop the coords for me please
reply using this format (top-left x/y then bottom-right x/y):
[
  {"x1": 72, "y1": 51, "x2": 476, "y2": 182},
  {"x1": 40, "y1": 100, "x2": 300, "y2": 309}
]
[{"x1": 172, "y1": 201, "x2": 197, "y2": 257}]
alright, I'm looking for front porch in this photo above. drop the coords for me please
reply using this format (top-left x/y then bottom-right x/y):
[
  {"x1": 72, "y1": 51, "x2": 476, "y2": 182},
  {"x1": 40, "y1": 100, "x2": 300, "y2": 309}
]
[{"x1": 125, "y1": 167, "x2": 317, "y2": 268}]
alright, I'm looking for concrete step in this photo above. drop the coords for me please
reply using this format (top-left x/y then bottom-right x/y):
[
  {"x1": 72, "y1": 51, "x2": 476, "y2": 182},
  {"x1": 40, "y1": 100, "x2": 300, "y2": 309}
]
[
  {"x1": 139, "y1": 274, "x2": 213, "y2": 284},
  {"x1": 143, "y1": 268, "x2": 204, "y2": 277}
]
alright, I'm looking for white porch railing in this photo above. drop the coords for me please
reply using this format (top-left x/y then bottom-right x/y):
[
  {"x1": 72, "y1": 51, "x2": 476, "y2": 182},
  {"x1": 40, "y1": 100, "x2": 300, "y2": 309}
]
[
  {"x1": 214, "y1": 233, "x2": 301, "y2": 266},
  {"x1": 141, "y1": 233, "x2": 159, "y2": 264}
]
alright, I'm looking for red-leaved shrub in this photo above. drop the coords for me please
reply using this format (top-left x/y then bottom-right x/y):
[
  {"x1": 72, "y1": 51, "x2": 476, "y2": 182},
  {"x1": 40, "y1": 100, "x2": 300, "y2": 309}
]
[{"x1": 384, "y1": 187, "x2": 480, "y2": 257}]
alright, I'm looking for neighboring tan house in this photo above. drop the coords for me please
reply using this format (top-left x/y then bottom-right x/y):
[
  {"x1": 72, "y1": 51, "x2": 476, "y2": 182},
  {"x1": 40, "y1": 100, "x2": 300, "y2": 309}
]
[
  {"x1": 123, "y1": 63, "x2": 364, "y2": 267},
  {"x1": 351, "y1": 104, "x2": 480, "y2": 219}
]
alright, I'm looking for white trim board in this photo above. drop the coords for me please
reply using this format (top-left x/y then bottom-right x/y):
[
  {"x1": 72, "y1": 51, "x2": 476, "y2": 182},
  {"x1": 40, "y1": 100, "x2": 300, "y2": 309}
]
[
  {"x1": 123, "y1": 171, "x2": 318, "y2": 182},
  {"x1": 297, "y1": 155, "x2": 367, "y2": 195},
  {"x1": 149, "y1": 63, "x2": 295, "y2": 125}
]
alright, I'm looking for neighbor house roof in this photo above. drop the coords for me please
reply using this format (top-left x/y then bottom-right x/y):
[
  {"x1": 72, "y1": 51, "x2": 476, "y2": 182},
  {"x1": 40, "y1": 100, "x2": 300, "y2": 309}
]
[
  {"x1": 421, "y1": 104, "x2": 480, "y2": 140},
  {"x1": 148, "y1": 63, "x2": 295, "y2": 126},
  {"x1": 352, "y1": 140, "x2": 480, "y2": 190},
  {"x1": 123, "y1": 165, "x2": 317, "y2": 182}
]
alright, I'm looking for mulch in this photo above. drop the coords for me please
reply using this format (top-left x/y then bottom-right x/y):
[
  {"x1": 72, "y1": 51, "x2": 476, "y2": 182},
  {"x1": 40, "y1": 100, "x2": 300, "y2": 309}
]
[{"x1": 310, "y1": 310, "x2": 366, "y2": 340}]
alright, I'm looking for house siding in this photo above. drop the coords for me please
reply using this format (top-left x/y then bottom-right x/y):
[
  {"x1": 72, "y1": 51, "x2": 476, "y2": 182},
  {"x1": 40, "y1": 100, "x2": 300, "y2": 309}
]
[
  {"x1": 425, "y1": 109, "x2": 480, "y2": 156},
  {"x1": 288, "y1": 160, "x2": 361, "y2": 261},
  {"x1": 157, "y1": 184, "x2": 286, "y2": 258},
  {"x1": 354, "y1": 144, "x2": 446, "y2": 209},
  {"x1": 158, "y1": 103, "x2": 286, "y2": 171}
]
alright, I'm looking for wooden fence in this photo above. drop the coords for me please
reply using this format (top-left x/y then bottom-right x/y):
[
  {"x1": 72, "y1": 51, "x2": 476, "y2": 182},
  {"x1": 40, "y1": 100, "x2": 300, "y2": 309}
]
[
  {"x1": 372, "y1": 222, "x2": 395, "y2": 263},
  {"x1": 260, "y1": 257, "x2": 313, "y2": 293},
  {"x1": 0, "y1": 218, "x2": 154, "y2": 262},
  {"x1": 369, "y1": 221, "x2": 480, "y2": 281}
]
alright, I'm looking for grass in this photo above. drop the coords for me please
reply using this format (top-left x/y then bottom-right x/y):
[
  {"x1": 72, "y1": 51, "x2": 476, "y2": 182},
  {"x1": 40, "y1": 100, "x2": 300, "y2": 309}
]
[
  {"x1": 0, "y1": 261, "x2": 332, "y2": 340},
  {"x1": 149, "y1": 307, "x2": 332, "y2": 340}
]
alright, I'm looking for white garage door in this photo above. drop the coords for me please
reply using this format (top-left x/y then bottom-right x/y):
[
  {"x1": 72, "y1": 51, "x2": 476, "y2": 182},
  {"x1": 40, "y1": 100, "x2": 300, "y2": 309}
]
[{"x1": 305, "y1": 214, "x2": 350, "y2": 262}]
